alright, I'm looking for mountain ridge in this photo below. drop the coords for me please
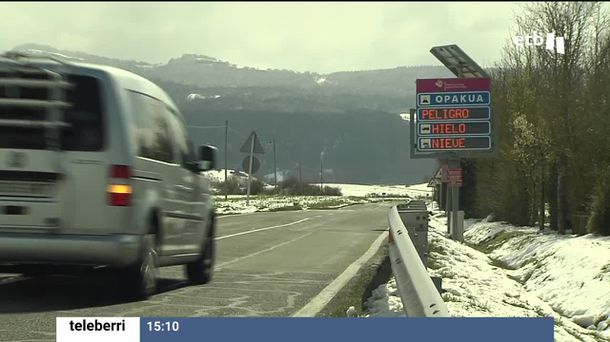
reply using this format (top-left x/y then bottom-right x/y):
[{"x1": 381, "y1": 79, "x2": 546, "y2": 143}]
[
  {"x1": 11, "y1": 43, "x2": 453, "y2": 96},
  {"x1": 7, "y1": 43, "x2": 442, "y2": 184}
]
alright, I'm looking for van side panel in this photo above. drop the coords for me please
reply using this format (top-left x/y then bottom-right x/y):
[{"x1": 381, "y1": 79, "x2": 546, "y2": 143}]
[{"x1": 62, "y1": 70, "x2": 134, "y2": 235}]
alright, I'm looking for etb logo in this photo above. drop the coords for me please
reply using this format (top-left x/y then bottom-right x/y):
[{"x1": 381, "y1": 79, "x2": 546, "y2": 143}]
[{"x1": 513, "y1": 32, "x2": 565, "y2": 54}]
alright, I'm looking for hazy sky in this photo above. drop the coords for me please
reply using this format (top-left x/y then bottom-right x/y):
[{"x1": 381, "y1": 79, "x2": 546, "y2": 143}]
[{"x1": 0, "y1": 2, "x2": 523, "y2": 73}]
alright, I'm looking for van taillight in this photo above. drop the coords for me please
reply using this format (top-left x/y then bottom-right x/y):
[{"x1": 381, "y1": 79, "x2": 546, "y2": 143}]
[
  {"x1": 108, "y1": 165, "x2": 132, "y2": 206},
  {"x1": 110, "y1": 165, "x2": 131, "y2": 179}
]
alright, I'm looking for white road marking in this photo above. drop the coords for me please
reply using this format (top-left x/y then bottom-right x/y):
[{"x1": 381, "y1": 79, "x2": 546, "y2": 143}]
[
  {"x1": 291, "y1": 232, "x2": 388, "y2": 317},
  {"x1": 216, "y1": 232, "x2": 314, "y2": 270},
  {"x1": 216, "y1": 217, "x2": 311, "y2": 240}
]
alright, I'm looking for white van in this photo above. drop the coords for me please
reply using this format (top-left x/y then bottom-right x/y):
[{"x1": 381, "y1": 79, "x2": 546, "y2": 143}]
[{"x1": 0, "y1": 52, "x2": 217, "y2": 300}]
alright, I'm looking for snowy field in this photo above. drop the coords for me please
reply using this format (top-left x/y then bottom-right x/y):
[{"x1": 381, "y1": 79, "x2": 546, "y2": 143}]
[
  {"x1": 203, "y1": 169, "x2": 430, "y2": 197},
  {"x1": 203, "y1": 169, "x2": 250, "y2": 183},
  {"x1": 207, "y1": 170, "x2": 429, "y2": 215},
  {"x1": 365, "y1": 185, "x2": 610, "y2": 342},
  {"x1": 214, "y1": 195, "x2": 369, "y2": 215},
  {"x1": 317, "y1": 183, "x2": 421, "y2": 198}
]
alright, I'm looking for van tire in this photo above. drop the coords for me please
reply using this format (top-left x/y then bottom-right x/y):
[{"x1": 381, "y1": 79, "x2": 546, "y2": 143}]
[
  {"x1": 186, "y1": 214, "x2": 215, "y2": 285},
  {"x1": 121, "y1": 234, "x2": 159, "y2": 300}
]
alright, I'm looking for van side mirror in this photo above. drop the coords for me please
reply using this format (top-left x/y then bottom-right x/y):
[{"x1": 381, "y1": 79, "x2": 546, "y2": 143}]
[{"x1": 198, "y1": 145, "x2": 218, "y2": 172}]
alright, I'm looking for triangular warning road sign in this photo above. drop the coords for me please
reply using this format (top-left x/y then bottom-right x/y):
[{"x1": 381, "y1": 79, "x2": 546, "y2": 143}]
[
  {"x1": 240, "y1": 131, "x2": 265, "y2": 154},
  {"x1": 420, "y1": 94, "x2": 431, "y2": 105}
]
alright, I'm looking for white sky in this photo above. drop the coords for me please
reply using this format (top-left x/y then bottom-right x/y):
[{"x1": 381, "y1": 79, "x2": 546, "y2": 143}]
[{"x1": 0, "y1": 2, "x2": 524, "y2": 73}]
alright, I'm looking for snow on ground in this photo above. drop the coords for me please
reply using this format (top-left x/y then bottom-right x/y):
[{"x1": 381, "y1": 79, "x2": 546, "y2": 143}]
[
  {"x1": 465, "y1": 220, "x2": 610, "y2": 335},
  {"x1": 204, "y1": 170, "x2": 429, "y2": 198},
  {"x1": 403, "y1": 182, "x2": 433, "y2": 198},
  {"x1": 207, "y1": 173, "x2": 429, "y2": 215},
  {"x1": 364, "y1": 185, "x2": 610, "y2": 342},
  {"x1": 214, "y1": 195, "x2": 368, "y2": 215},
  {"x1": 363, "y1": 277, "x2": 405, "y2": 317},
  {"x1": 316, "y1": 182, "x2": 431, "y2": 199},
  {"x1": 203, "y1": 169, "x2": 250, "y2": 183},
  {"x1": 202, "y1": 169, "x2": 225, "y2": 183}
]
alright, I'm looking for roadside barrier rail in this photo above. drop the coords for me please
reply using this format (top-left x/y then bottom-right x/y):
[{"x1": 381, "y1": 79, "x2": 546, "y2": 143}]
[{"x1": 388, "y1": 204, "x2": 449, "y2": 317}]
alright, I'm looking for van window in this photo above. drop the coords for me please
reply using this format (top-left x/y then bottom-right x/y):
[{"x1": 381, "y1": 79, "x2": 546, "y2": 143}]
[
  {"x1": 0, "y1": 73, "x2": 104, "y2": 151},
  {"x1": 128, "y1": 91, "x2": 174, "y2": 163},
  {"x1": 167, "y1": 110, "x2": 195, "y2": 168},
  {"x1": 61, "y1": 75, "x2": 105, "y2": 151}
]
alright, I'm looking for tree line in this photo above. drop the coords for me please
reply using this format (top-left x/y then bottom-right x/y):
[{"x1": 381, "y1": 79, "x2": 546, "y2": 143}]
[{"x1": 462, "y1": 2, "x2": 610, "y2": 236}]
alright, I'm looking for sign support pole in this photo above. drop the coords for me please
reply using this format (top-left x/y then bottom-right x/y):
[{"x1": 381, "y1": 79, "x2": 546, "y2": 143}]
[
  {"x1": 320, "y1": 156, "x2": 323, "y2": 194},
  {"x1": 298, "y1": 163, "x2": 303, "y2": 195},
  {"x1": 441, "y1": 183, "x2": 444, "y2": 211},
  {"x1": 273, "y1": 139, "x2": 277, "y2": 190},
  {"x1": 225, "y1": 120, "x2": 228, "y2": 201},
  {"x1": 453, "y1": 66, "x2": 464, "y2": 242},
  {"x1": 246, "y1": 133, "x2": 255, "y2": 205},
  {"x1": 446, "y1": 164, "x2": 452, "y2": 235},
  {"x1": 449, "y1": 157, "x2": 461, "y2": 240},
  {"x1": 439, "y1": 177, "x2": 444, "y2": 210}
]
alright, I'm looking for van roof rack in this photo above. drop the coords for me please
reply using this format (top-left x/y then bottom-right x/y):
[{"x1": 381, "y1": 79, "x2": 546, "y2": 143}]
[
  {"x1": 0, "y1": 50, "x2": 73, "y2": 67},
  {"x1": 0, "y1": 50, "x2": 73, "y2": 152}
]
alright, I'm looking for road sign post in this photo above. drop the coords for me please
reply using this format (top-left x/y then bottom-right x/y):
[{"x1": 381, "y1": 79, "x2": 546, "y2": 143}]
[
  {"x1": 411, "y1": 45, "x2": 492, "y2": 241},
  {"x1": 242, "y1": 156, "x2": 260, "y2": 174},
  {"x1": 273, "y1": 139, "x2": 277, "y2": 189},
  {"x1": 449, "y1": 159, "x2": 461, "y2": 240},
  {"x1": 240, "y1": 131, "x2": 265, "y2": 205},
  {"x1": 246, "y1": 134, "x2": 255, "y2": 205},
  {"x1": 225, "y1": 120, "x2": 228, "y2": 200}
]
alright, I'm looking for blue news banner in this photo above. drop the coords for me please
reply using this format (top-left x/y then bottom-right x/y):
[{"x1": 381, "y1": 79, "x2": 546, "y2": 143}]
[{"x1": 56, "y1": 317, "x2": 554, "y2": 341}]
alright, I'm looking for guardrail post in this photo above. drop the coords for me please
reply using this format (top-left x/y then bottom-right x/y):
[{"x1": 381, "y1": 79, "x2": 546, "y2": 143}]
[{"x1": 450, "y1": 210, "x2": 464, "y2": 242}]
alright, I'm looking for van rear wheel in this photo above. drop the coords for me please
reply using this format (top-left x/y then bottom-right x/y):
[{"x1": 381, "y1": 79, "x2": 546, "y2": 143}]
[
  {"x1": 120, "y1": 234, "x2": 158, "y2": 300},
  {"x1": 186, "y1": 215, "x2": 215, "y2": 284}
]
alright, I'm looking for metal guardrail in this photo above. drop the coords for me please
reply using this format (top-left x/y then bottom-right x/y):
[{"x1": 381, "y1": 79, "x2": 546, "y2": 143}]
[{"x1": 388, "y1": 204, "x2": 449, "y2": 317}]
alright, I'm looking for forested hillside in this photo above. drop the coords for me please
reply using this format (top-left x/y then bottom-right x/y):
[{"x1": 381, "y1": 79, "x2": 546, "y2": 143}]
[{"x1": 461, "y1": 2, "x2": 610, "y2": 235}]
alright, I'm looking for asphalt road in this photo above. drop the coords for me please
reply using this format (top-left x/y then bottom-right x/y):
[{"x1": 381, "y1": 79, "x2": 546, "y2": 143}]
[{"x1": 0, "y1": 202, "x2": 391, "y2": 342}]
